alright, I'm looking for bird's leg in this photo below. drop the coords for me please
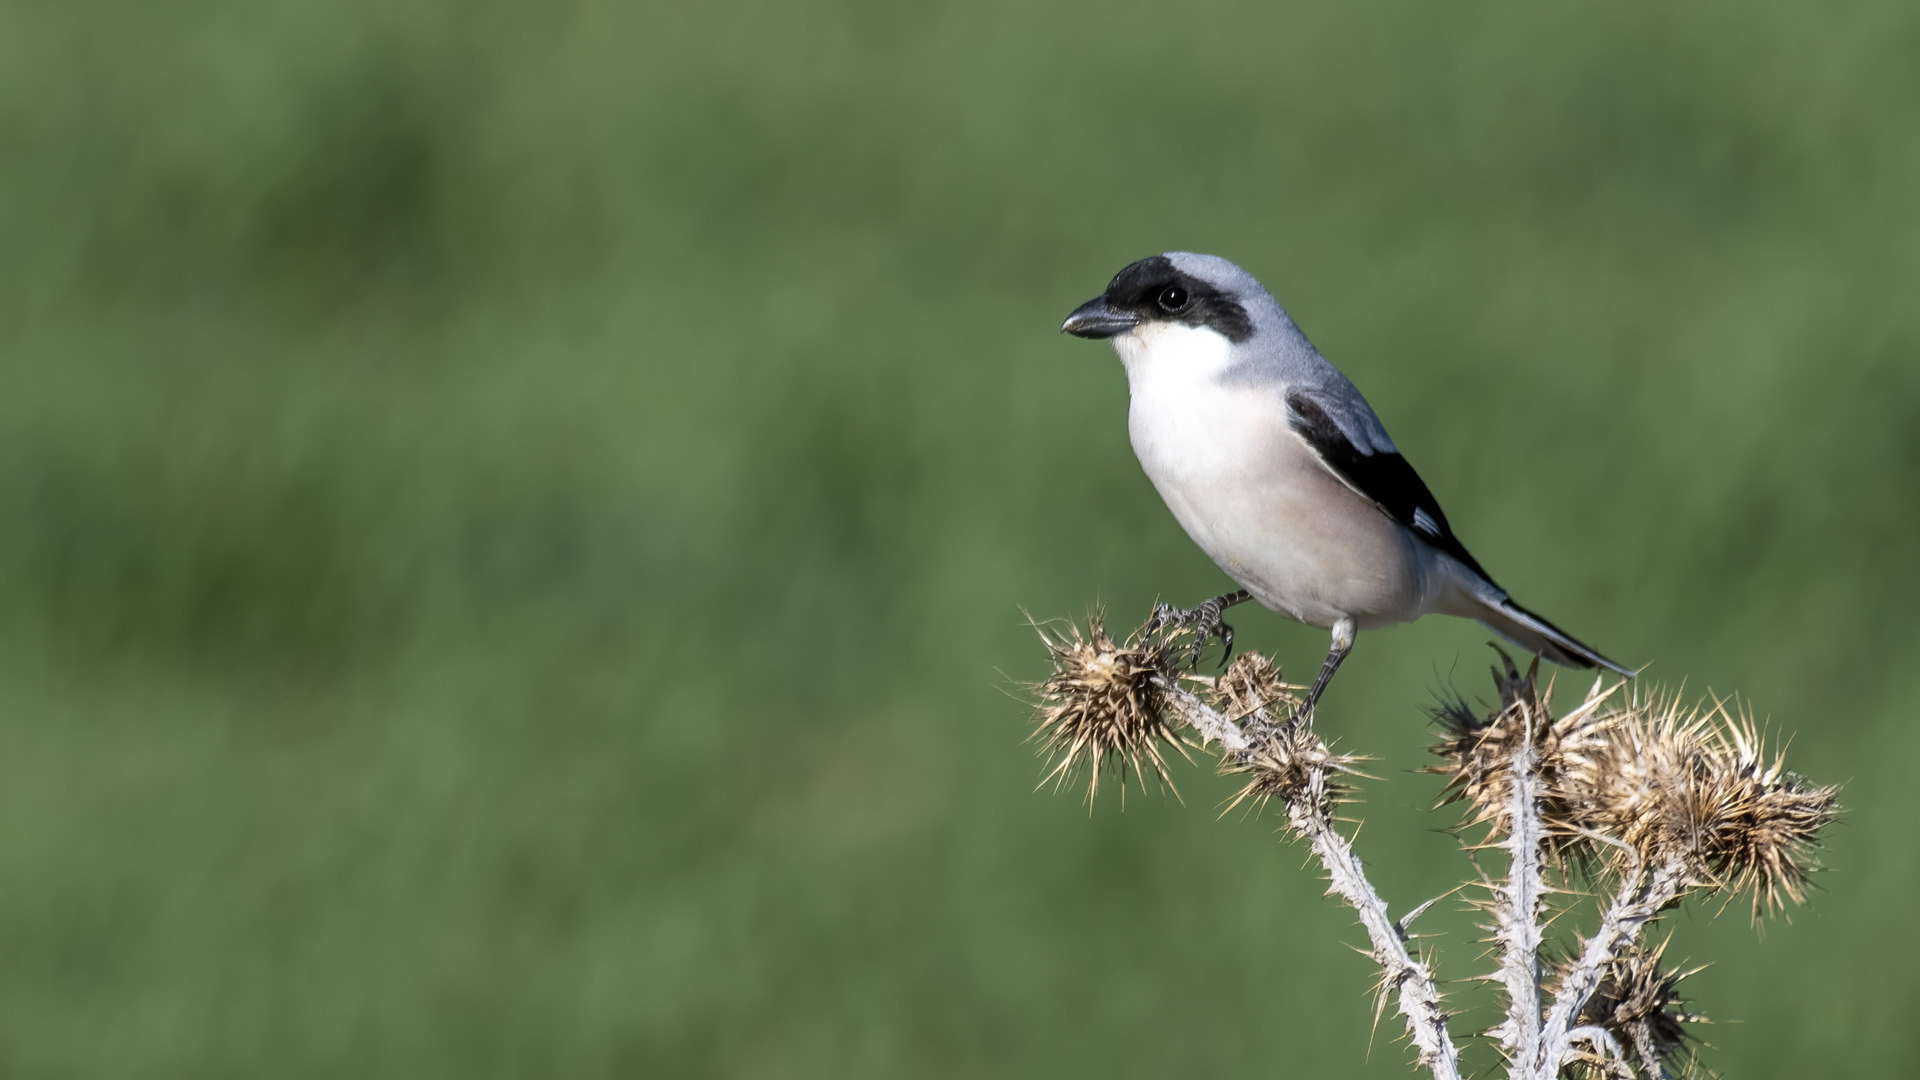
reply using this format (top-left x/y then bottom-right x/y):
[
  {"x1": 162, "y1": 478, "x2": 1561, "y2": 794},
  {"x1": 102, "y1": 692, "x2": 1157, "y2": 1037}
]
[
  {"x1": 1148, "y1": 589, "x2": 1253, "y2": 669},
  {"x1": 1296, "y1": 618, "x2": 1356, "y2": 724}
]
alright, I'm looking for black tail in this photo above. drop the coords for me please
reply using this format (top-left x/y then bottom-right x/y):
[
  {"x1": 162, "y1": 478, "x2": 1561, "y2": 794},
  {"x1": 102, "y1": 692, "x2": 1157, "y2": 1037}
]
[{"x1": 1473, "y1": 596, "x2": 1634, "y2": 676}]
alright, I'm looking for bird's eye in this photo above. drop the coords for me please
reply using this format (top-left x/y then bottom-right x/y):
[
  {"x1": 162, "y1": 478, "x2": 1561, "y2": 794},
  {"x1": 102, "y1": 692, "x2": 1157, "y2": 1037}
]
[{"x1": 1157, "y1": 284, "x2": 1189, "y2": 312}]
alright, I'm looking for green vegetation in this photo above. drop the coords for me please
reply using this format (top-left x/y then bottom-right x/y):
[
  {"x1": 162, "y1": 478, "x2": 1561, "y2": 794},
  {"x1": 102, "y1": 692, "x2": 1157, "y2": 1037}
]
[{"x1": 1, "y1": 1, "x2": 1914, "y2": 1075}]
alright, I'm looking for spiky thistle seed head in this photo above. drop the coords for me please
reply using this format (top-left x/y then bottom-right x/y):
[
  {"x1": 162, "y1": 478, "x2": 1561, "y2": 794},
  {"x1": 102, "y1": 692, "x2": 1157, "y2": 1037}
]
[
  {"x1": 1425, "y1": 658, "x2": 1612, "y2": 855},
  {"x1": 1572, "y1": 935, "x2": 1703, "y2": 1075},
  {"x1": 1219, "y1": 718, "x2": 1365, "y2": 822},
  {"x1": 1564, "y1": 693, "x2": 1841, "y2": 918},
  {"x1": 1209, "y1": 654, "x2": 1365, "y2": 822},
  {"x1": 1210, "y1": 651, "x2": 1295, "y2": 724},
  {"x1": 1427, "y1": 666, "x2": 1839, "y2": 912},
  {"x1": 1700, "y1": 720, "x2": 1841, "y2": 916},
  {"x1": 1027, "y1": 613, "x2": 1187, "y2": 803}
]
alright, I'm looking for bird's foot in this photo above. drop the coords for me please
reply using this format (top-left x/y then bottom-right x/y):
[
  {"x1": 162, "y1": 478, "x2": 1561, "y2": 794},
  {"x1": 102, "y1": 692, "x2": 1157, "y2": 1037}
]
[
  {"x1": 1290, "y1": 617, "x2": 1356, "y2": 726},
  {"x1": 1147, "y1": 589, "x2": 1252, "y2": 670}
]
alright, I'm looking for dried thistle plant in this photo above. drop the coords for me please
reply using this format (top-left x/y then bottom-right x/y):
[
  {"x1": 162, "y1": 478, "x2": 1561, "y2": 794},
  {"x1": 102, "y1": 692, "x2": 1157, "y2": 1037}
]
[
  {"x1": 1572, "y1": 935, "x2": 1704, "y2": 1079},
  {"x1": 1425, "y1": 654, "x2": 1612, "y2": 852},
  {"x1": 1555, "y1": 692, "x2": 1838, "y2": 919},
  {"x1": 1027, "y1": 612, "x2": 1189, "y2": 803},
  {"x1": 1022, "y1": 611, "x2": 1841, "y2": 1080},
  {"x1": 1215, "y1": 653, "x2": 1367, "y2": 821}
]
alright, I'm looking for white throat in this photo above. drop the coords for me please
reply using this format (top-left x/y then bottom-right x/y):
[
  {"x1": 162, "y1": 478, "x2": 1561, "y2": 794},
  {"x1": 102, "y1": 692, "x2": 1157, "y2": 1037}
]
[
  {"x1": 1111, "y1": 321, "x2": 1236, "y2": 391},
  {"x1": 1113, "y1": 321, "x2": 1251, "y2": 484}
]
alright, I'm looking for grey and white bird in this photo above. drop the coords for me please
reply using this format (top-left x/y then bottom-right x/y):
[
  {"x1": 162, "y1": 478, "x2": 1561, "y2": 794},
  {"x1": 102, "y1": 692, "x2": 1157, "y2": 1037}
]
[{"x1": 1062, "y1": 252, "x2": 1631, "y2": 716}]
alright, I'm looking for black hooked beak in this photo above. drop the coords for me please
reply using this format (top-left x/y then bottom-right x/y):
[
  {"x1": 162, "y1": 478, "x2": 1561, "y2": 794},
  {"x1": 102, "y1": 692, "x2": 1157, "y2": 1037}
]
[{"x1": 1060, "y1": 296, "x2": 1141, "y2": 339}]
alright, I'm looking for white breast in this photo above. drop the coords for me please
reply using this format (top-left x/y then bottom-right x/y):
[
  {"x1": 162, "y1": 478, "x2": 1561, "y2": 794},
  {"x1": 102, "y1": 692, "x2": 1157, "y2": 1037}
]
[
  {"x1": 1113, "y1": 323, "x2": 1436, "y2": 630},
  {"x1": 1115, "y1": 323, "x2": 1246, "y2": 473}
]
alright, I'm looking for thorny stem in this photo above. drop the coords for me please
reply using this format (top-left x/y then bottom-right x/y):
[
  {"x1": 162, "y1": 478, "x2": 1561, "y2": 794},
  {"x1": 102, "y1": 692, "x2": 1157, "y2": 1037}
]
[
  {"x1": 1567, "y1": 1026, "x2": 1634, "y2": 1079},
  {"x1": 1159, "y1": 679, "x2": 1250, "y2": 752},
  {"x1": 1032, "y1": 622, "x2": 1836, "y2": 1078},
  {"x1": 1535, "y1": 857, "x2": 1690, "y2": 1078},
  {"x1": 1161, "y1": 683, "x2": 1463, "y2": 1080},
  {"x1": 1631, "y1": 1024, "x2": 1674, "y2": 1080},
  {"x1": 1494, "y1": 725, "x2": 1547, "y2": 1067},
  {"x1": 1288, "y1": 796, "x2": 1464, "y2": 1080}
]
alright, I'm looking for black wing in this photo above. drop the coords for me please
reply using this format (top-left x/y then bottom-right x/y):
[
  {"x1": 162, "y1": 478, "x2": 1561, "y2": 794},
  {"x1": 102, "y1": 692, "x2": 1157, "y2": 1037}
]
[{"x1": 1284, "y1": 388, "x2": 1496, "y2": 586}]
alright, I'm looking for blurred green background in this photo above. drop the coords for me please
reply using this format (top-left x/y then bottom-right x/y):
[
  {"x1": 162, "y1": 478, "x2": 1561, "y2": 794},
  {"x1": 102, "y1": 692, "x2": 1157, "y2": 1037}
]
[{"x1": 2, "y1": 1, "x2": 1915, "y2": 1075}]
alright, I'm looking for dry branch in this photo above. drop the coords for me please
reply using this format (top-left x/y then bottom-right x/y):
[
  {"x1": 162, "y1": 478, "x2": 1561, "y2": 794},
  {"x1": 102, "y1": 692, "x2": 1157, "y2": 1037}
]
[{"x1": 1024, "y1": 611, "x2": 1839, "y2": 1079}]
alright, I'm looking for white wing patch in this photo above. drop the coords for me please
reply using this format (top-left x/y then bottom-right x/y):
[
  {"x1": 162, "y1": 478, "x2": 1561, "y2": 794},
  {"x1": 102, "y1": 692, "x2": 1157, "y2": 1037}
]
[{"x1": 1412, "y1": 507, "x2": 1442, "y2": 538}]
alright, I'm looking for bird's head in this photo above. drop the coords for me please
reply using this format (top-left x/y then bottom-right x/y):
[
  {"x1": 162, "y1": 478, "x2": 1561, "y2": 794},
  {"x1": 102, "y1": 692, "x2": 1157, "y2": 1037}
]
[{"x1": 1060, "y1": 253, "x2": 1264, "y2": 346}]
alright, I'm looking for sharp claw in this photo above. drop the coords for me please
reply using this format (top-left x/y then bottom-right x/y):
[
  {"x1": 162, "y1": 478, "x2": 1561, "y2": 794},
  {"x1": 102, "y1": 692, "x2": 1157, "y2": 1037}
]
[
  {"x1": 1149, "y1": 591, "x2": 1251, "y2": 670},
  {"x1": 1147, "y1": 602, "x2": 1178, "y2": 637}
]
